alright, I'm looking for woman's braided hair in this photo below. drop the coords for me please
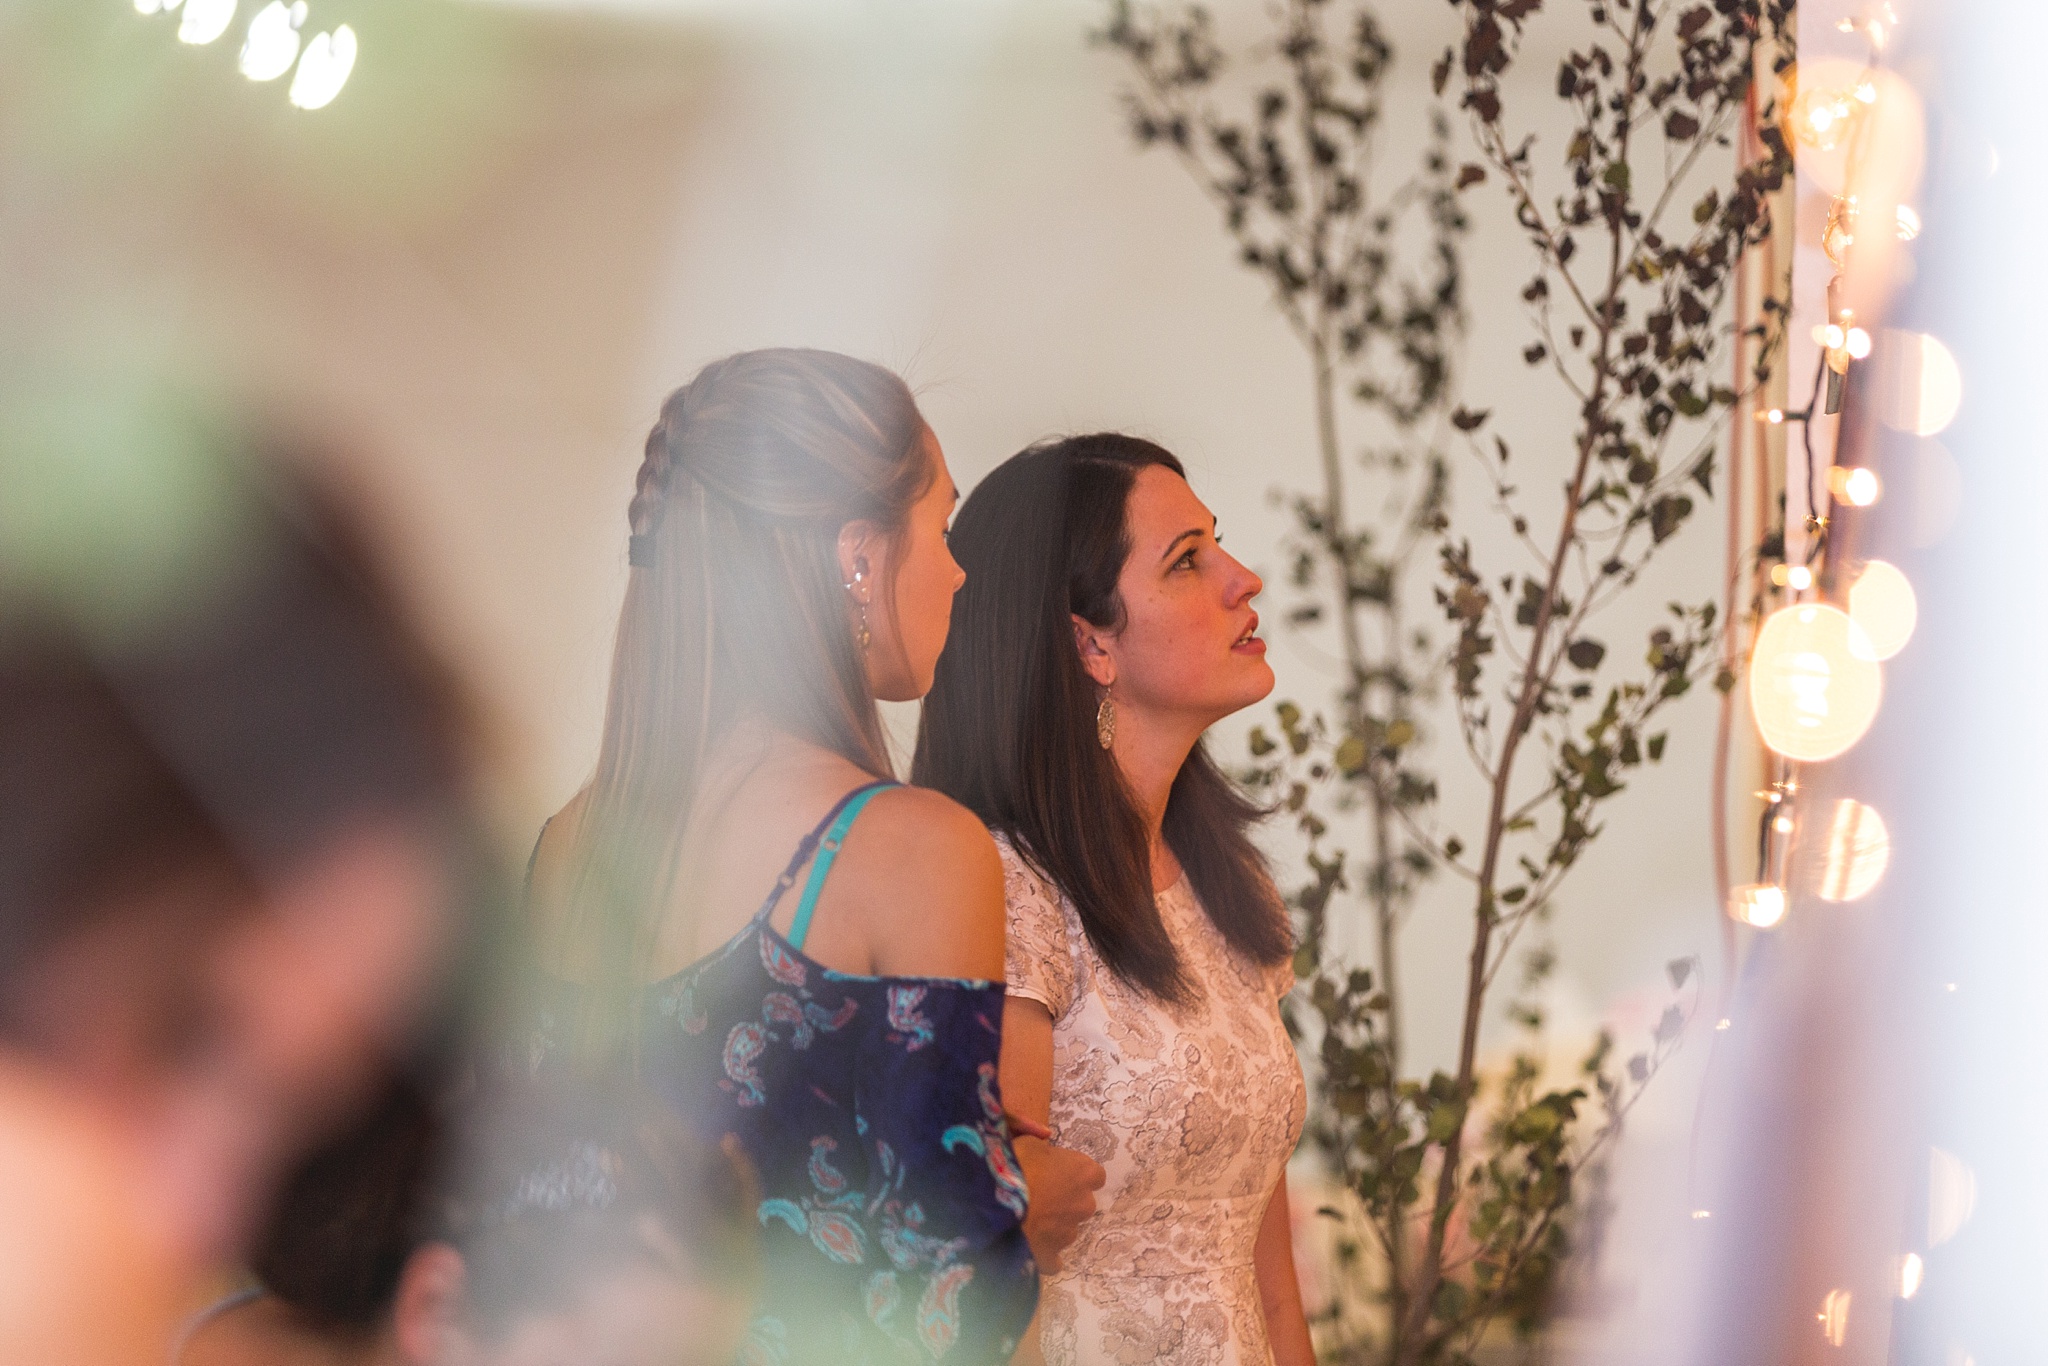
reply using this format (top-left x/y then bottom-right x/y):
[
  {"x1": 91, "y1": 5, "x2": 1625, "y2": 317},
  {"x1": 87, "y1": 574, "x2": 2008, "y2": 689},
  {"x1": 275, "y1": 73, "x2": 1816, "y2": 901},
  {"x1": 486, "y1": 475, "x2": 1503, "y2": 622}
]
[{"x1": 562, "y1": 349, "x2": 932, "y2": 1055}]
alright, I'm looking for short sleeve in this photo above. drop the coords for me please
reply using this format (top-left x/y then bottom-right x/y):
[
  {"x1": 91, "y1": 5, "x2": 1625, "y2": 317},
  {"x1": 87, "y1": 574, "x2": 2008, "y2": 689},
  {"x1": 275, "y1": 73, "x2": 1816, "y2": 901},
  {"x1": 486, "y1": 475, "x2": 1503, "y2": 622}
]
[
  {"x1": 996, "y1": 839, "x2": 1078, "y2": 1019},
  {"x1": 1267, "y1": 952, "x2": 1299, "y2": 1003}
]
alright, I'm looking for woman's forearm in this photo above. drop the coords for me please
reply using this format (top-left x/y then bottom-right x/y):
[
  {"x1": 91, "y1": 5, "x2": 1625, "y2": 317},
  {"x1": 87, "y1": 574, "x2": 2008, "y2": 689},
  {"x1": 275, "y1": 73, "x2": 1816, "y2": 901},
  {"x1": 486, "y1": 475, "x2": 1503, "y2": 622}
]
[{"x1": 1253, "y1": 1172, "x2": 1317, "y2": 1366}]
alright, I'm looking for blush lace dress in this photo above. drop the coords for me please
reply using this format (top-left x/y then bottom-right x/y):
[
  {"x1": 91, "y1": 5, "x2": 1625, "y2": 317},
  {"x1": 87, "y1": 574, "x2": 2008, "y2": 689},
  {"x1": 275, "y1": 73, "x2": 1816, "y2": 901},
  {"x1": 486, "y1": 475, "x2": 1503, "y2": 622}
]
[{"x1": 999, "y1": 838, "x2": 1306, "y2": 1366}]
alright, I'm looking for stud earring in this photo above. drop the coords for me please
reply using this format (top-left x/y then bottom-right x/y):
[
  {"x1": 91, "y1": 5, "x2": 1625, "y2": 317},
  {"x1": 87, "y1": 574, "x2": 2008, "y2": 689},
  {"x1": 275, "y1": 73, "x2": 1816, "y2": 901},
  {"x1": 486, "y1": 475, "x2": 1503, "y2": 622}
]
[{"x1": 1096, "y1": 691, "x2": 1116, "y2": 751}]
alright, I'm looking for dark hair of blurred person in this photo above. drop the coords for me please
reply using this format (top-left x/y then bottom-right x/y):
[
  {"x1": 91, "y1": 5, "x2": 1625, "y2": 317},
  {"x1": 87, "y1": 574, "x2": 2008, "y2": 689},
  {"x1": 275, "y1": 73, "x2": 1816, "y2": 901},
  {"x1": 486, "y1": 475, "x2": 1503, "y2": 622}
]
[
  {"x1": 180, "y1": 1074, "x2": 756, "y2": 1366},
  {"x1": 525, "y1": 349, "x2": 1048, "y2": 1362},
  {"x1": 0, "y1": 385, "x2": 477, "y2": 1361}
]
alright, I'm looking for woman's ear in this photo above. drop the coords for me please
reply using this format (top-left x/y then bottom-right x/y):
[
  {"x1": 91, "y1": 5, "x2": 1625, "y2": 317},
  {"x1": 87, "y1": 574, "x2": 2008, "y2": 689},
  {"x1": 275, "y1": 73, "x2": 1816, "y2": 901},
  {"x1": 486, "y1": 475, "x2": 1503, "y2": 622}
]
[
  {"x1": 836, "y1": 521, "x2": 882, "y2": 601},
  {"x1": 1070, "y1": 615, "x2": 1117, "y2": 689},
  {"x1": 392, "y1": 1242, "x2": 470, "y2": 1365}
]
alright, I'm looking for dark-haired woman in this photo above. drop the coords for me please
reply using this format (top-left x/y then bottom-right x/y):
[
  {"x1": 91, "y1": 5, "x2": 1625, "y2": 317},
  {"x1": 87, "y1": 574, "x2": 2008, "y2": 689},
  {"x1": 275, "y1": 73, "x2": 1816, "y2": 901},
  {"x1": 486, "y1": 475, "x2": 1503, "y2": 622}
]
[
  {"x1": 917, "y1": 435, "x2": 1315, "y2": 1366},
  {"x1": 526, "y1": 350, "x2": 1058, "y2": 1365}
]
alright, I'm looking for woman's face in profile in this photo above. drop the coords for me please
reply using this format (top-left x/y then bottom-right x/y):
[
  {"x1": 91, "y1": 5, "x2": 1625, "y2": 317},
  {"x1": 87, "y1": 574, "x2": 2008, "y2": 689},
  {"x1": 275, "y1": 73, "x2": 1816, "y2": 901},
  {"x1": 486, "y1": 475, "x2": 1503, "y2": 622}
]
[
  {"x1": 1101, "y1": 464, "x2": 1274, "y2": 728},
  {"x1": 868, "y1": 429, "x2": 966, "y2": 703}
]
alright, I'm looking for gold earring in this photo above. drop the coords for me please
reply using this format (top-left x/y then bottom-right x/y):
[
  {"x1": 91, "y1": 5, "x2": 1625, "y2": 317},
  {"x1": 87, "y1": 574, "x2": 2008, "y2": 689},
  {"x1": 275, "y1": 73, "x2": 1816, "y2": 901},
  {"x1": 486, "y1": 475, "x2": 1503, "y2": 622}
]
[
  {"x1": 1096, "y1": 692, "x2": 1115, "y2": 750},
  {"x1": 845, "y1": 565, "x2": 871, "y2": 652}
]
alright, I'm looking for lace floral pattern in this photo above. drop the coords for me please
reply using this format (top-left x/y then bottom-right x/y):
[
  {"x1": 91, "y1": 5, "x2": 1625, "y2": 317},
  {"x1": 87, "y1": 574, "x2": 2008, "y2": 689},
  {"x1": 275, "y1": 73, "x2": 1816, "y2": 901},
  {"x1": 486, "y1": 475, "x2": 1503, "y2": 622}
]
[{"x1": 1000, "y1": 838, "x2": 1305, "y2": 1366}]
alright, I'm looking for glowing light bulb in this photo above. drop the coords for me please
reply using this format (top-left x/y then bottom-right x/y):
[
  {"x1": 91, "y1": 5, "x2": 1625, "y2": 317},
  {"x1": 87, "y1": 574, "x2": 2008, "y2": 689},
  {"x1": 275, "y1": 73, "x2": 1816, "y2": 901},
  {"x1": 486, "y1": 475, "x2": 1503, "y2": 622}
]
[
  {"x1": 1819, "y1": 1288, "x2": 1852, "y2": 1347},
  {"x1": 1792, "y1": 87, "x2": 1855, "y2": 151},
  {"x1": 1897, "y1": 205, "x2": 1922, "y2": 240},
  {"x1": 135, "y1": 0, "x2": 184, "y2": 13},
  {"x1": 1824, "y1": 323, "x2": 1847, "y2": 350},
  {"x1": 1827, "y1": 465, "x2": 1881, "y2": 507},
  {"x1": 1898, "y1": 1252, "x2": 1925, "y2": 1300},
  {"x1": 1855, "y1": 81, "x2": 1879, "y2": 104},
  {"x1": 177, "y1": 0, "x2": 236, "y2": 45},
  {"x1": 1882, "y1": 331, "x2": 1964, "y2": 436},
  {"x1": 1818, "y1": 799, "x2": 1890, "y2": 902},
  {"x1": 239, "y1": 1, "x2": 305, "y2": 82},
  {"x1": 1846, "y1": 327, "x2": 1873, "y2": 359},
  {"x1": 1731, "y1": 883, "x2": 1787, "y2": 928},
  {"x1": 1764, "y1": 407, "x2": 1786, "y2": 424},
  {"x1": 1749, "y1": 604, "x2": 1883, "y2": 762},
  {"x1": 289, "y1": 25, "x2": 356, "y2": 110},
  {"x1": 1848, "y1": 560, "x2": 1917, "y2": 660},
  {"x1": 1930, "y1": 1148, "x2": 1976, "y2": 1246},
  {"x1": 1770, "y1": 563, "x2": 1814, "y2": 592}
]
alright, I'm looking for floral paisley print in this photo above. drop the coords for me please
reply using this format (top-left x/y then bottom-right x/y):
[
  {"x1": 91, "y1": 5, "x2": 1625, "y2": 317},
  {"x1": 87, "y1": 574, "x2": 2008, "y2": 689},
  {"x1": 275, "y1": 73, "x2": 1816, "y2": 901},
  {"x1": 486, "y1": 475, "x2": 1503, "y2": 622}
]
[
  {"x1": 529, "y1": 784, "x2": 1037, "y2": 1365},
  {"x1": 999, "y1": 837, "x2": 1305, "y2": 1366}
]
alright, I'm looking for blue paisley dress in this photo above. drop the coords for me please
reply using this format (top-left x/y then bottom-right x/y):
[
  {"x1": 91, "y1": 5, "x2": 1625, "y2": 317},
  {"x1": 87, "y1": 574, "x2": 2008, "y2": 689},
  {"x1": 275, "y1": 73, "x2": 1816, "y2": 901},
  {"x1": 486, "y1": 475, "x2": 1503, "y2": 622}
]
[{"x1": 531, "y1": 781, "x2": 1038, "y2": 1365}]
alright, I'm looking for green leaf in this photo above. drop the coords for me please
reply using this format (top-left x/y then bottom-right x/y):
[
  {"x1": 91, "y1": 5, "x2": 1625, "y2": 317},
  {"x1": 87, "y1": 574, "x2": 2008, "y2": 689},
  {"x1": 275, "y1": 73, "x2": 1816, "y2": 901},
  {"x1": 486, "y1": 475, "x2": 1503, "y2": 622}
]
[
  {"x1": 1249, "y1": 726, "x2": 1276, "y2": 757},
  {"x1": 1602, "y1": 161, "x2": 1632, "y2": 194},
  {"x1": 1451, "y1": 407, "x2": 1491, "y2": 431},
  {"x1": 1334, "y1": 734, "x2": 1369, "y2": 776},
  {"x1": 1667, "y1": 957, "x2": 1693, "y2": 989},
  {"x1": 1647, "y1": 732, "x2": 1667, "y2": 761},
  {"x1": 1567, "y1": 638, "x2": 1606, "y2": 670}
]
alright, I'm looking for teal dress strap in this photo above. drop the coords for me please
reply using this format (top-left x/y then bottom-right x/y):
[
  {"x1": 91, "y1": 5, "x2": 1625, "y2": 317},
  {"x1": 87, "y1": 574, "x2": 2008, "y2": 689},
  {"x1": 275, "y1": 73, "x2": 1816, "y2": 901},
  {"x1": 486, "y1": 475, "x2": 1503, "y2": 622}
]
[{"x1": 786, "y1": 782, "x2": 896, "y2": 951}]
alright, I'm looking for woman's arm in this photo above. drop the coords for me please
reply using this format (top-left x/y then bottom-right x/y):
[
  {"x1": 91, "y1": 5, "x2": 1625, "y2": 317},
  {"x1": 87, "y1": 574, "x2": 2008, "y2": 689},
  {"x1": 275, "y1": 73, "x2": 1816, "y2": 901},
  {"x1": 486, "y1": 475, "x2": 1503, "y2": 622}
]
[
  {"x1": 1254, "y1": 1172, "x2": 1317, "y2": 1366},
  {"x1": 1000, "y1": 998, "x2": 1105, "y2": 1276}
]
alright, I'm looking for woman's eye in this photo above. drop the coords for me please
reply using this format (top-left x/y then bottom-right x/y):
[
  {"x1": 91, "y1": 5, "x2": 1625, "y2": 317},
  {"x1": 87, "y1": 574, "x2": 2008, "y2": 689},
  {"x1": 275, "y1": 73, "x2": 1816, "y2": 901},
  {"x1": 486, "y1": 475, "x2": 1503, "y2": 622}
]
[{"x1": 1174, "y1": 550, "x2": 1197, "y2": 571}]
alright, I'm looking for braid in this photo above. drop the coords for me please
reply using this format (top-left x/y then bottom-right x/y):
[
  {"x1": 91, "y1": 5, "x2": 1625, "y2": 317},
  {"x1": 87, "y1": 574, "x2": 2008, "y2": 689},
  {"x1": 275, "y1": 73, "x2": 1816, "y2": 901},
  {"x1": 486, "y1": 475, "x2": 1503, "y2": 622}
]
[{"x1": 628, "y1": 389, "x2": 689, "y2": 540}]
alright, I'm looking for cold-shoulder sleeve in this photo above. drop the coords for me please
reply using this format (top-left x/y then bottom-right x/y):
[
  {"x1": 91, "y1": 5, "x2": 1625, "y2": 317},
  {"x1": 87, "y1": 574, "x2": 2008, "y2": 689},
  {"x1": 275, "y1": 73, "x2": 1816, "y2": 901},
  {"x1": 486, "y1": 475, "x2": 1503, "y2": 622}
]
[
  {"x1": 849, "y1": 980, "x2": 1038, "y2": 1361},
  {"x1": 996, "y1": 839, "x2": 1078, "y2": 1019}
]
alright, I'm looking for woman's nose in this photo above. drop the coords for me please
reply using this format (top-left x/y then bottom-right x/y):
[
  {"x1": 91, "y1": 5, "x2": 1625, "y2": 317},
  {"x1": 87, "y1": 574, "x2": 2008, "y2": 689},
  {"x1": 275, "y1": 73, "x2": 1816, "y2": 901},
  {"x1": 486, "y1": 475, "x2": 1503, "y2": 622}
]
[{"x1": 1222, "y1": 551, "x2": 1262, "y2": 606}]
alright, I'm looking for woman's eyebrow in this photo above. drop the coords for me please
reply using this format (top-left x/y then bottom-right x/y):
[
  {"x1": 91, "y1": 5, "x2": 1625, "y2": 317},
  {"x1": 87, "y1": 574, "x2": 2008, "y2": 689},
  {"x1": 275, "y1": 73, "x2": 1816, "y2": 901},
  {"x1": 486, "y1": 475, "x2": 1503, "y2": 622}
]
[{"x1": 1159, "y1": 521, "x2": 1215, "y2": 562}]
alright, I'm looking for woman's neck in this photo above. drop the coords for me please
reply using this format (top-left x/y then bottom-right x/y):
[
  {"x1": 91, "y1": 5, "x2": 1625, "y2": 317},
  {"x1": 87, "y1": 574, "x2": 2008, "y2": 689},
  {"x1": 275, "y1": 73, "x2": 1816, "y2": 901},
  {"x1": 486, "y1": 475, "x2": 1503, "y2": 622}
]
[{"x1": 1110, "y1": 706, "x2": 1204, "y2": 891}]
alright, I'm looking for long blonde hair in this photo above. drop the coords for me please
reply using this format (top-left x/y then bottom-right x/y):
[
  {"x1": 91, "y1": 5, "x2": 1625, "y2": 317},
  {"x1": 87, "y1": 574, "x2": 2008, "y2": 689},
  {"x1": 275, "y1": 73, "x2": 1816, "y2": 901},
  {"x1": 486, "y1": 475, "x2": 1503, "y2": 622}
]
[{"x1": 563, "y1": 349, "x2": 931, "y2": 1052}]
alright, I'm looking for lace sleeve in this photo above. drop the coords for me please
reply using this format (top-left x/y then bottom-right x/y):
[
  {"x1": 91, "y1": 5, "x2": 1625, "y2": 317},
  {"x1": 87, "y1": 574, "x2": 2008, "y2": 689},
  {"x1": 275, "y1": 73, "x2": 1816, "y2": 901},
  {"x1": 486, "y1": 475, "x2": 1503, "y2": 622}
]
[{"x1": 996, "y1": 839, "x2": 1077, "y2": 1019}]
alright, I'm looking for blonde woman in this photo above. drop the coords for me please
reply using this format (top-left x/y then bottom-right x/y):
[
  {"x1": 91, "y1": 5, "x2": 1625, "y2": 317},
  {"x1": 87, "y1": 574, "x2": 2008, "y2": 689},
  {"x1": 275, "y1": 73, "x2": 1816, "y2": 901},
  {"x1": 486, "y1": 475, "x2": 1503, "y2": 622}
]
[{"x1": 527, "y1": 352, "x2": 1098, "y2": 1364}]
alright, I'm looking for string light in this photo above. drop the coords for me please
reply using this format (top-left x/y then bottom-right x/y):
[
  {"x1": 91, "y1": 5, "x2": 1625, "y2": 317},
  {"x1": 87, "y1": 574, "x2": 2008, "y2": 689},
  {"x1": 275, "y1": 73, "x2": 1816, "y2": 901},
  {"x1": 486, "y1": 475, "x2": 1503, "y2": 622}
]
[
  {"x1": 1730, "y1": 883, "x2": 1787, "y2": 928},
  {"x1": 1769, "y1": 563, "x2": 1814, "y2": 591},
  {"x1": 1749, "y1": 604, "x2": 1884, "y2": 763},
  {"x1": 1848, "y1": 560, "x2": 1917, "y2": 660},
  {"x1": 1817, "y1": 799, "x2": 1890, "y2": 902},
  {"x1": 1827, "y1": 465, "x2": 1881, "y2": 507},
  {"x1": 1896, "y1": 205, "x2": 1922, "y2": 240},
  {"x1": 1792, "y1": 86, "x2": 1857, "y2": 152},
  {"x1": 135, "y1": 0, "x2": 356, "y2": 109}
]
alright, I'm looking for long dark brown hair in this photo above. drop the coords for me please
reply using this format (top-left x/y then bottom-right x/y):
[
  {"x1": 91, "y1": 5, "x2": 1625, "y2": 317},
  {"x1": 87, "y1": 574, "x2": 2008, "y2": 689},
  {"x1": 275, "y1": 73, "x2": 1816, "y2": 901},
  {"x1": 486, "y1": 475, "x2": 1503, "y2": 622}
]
[
  {"x1": 913, "y1": 433, "x2": 1289, "y2": 1003},
  {"x1": 562, "y1": 349, "x2": 932, "y2": 1046}
]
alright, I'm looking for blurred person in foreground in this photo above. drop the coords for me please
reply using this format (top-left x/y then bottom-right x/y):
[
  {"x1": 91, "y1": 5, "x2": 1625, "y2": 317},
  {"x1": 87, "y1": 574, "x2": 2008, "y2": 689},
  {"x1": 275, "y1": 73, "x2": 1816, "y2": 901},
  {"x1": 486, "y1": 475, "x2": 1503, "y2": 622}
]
[
  {"x1": 180, "y1": 1073, "x2": 757, "y2": 1366},
  {"x1": 525, "y1": 350, "x2": 1103, "y2": 1363},
  {"x1": 916, "y1": 436, "x2": 1314, "y2": 1366},
  {"x1": 0, "y1": 383, "x2": 476, "y2": 1362}
]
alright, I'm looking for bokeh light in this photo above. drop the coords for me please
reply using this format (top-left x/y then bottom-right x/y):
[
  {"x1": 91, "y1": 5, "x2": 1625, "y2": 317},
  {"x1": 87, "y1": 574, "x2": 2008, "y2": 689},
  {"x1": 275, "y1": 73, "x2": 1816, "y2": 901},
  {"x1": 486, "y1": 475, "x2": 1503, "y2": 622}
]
[
  {"x1": 1817, "y1": 799, "x2": 1890, "y2": 903},
  {"x1": 288, "y1": 26, "x2": 357, "y2": 111},
  {"x1": 1819, "y1": 1288, "x2": 1852, "y2": 1347},
  {"x1": 1881, "y1": 331, "x2": 1964, "y2": 436},
  {"x1": 1749, "y1": 604, "x2": 1884, "y2": 762},
  {"x1": 1899, "y1": 1252, "x2": 1925, "y2": 1300},
  {"x1": 239, "y1": 2, "x2": 306, "y2": 83},
  {"x1": 1848, "y1": 559, "x2": 1918, "y2": 660},
  {"x1": 177, "y1": 0, "x2": 238, "y2": 46},
  {"x1": 1731, "y1": 883, "x2": 1787, "y2": 928},
  {"x1": 1929, "y1": 1147, "x2": 1977, "y2": 1247}
]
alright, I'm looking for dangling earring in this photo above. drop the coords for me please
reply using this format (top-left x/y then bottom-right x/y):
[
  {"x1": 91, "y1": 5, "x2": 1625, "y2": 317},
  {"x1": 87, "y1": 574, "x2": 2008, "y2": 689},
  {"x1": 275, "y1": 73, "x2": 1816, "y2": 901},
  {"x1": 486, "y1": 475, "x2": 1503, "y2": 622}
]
[
  {"x1": 1096, "y1": 691, "x2": 1116, "y2": 751},
  {"x1": 844, "y1": 560, "x2": 872, "y2": 652}
]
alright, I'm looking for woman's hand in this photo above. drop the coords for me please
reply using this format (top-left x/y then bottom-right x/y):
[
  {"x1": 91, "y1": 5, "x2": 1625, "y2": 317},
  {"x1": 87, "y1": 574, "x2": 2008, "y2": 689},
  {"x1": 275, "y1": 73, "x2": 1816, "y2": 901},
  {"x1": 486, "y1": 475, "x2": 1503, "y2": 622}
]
[
  {"x1": 999, "y1": 998, "x2": 1105, "y2": 1276},
  {"x1": 1013, "y1": 1135, "x2": 1105, "y2": 1275}
]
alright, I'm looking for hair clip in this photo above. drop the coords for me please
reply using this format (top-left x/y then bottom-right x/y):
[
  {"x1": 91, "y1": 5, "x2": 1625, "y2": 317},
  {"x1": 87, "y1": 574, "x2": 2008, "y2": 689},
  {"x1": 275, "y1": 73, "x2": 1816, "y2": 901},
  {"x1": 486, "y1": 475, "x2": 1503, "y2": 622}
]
[{"x1": 628, "y1": 533, "x2": 655, "y2": 568}]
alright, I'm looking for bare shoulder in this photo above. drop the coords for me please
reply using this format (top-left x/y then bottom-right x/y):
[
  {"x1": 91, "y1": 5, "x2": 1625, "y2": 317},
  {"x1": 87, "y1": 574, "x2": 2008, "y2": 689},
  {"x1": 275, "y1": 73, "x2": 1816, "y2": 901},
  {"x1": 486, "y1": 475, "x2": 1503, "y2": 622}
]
[
  {"x1": 834, "y1": 786, "x2": 1005, "y2": 980},
  {"x1": 525, "y1": 789, "x2": 592, "y2": 961}
]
